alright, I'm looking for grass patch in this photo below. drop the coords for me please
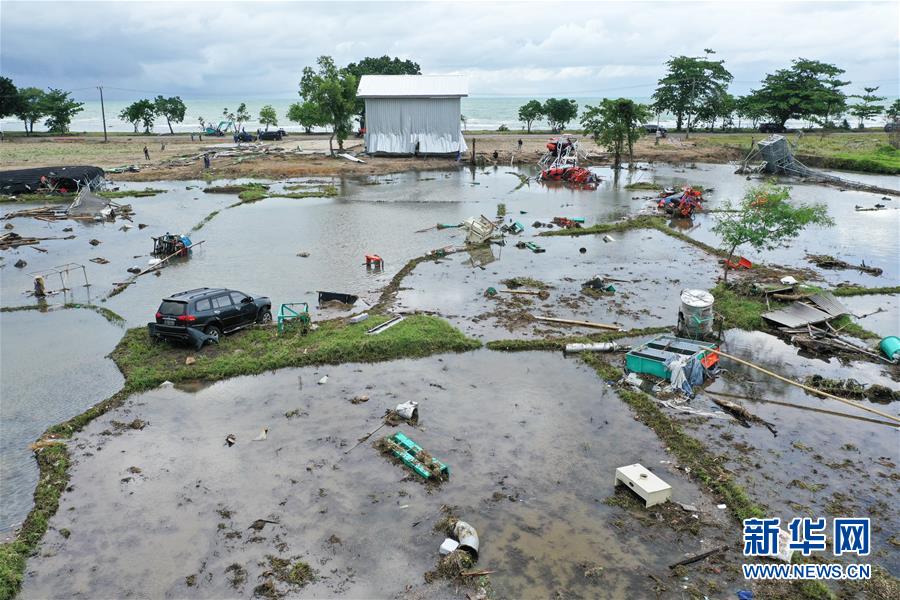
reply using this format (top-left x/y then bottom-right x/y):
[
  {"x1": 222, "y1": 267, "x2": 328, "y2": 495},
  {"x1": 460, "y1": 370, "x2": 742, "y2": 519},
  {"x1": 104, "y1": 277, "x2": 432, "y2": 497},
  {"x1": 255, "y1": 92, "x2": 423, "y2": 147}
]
[
  {"x1": 829, "y1": 315, "x2": 879, "y2": 340},
  {"x1": 831, "y1": 285, "x2": 900, "y2": 297},
  {"x1": 96, "y1": 188, "x2": 164, "y2": 199},
  {"x1": 236, "y1": 188, "x2": 268, "y2": 203},
  {"x1": 0, "y1": 193, "x2": 75, "y2": 204},
  {"x1": 496, "y1": 202, "x2": 507, "y2": 217},
  {"x1": 191, "y1": 209, "x2": 220, "y2": 231},
  {"x1": 623, "y1": 181, "x2": 662, "y2": 191},
  {"x1": 710, "y1": 283, "x2": 773, "y2": 330},
  {"x1": 203, "y1": 183, "x2": 269, "y2": 195},
  {"x1": 500, "y1": 277, "x2": 550, "y2": 289},
  {"x1": 0, "y1": 303, "x2": 125, "y2": 327},
  {"x1": 485, "y1": 326, "x2": 671, "y2": 352},
  {"x1": 580, "y1": 353, "x2": 766, "y2": 523},
  {"x1": 112, "y1": 314, "x2": 480, "y2": 393}
]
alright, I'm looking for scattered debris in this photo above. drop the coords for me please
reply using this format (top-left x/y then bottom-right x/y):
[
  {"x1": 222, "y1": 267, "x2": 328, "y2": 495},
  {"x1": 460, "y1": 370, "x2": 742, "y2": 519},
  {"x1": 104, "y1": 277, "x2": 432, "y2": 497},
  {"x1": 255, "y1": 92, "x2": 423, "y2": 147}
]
[
  {"x1": 367, "y1": 315, "x2": 404, "y2": 335},
  {"x1": 252, "y1": 428, "x2": 269, "y2": 441},
  {"x1": 535, "y1": 316, "x2": 621, "y2": 331},
  {"x1": 377, "y1": 432, "x2": 449, "y2": 481},
  {"x1": 248, "y1": 519, "x2": 278, "y2": 531},
  {"x1": 668, "y1": 544, "x2": 728, "y2": 570},
  {"x1": 564, "y1": 342, "x2": 626, "y2": 354},
  {"x1": 350, "y1": 394, "x2": 369, "y2": 404},
  {"x1": 89, "y1": 257, "x2": 109, "y2": 265},
  {"x1": 88, "y1": 239, "x2": 101, "y2": 246},
  {"x1": 806, "y1": 254, "x2": 883, "y2": 276},
  {"x1": 804, "y1": 375, "x2": 899, "y2": 403},
  {"x1": 318, "y1": 375, "x2": 328, "y2": 385},
  {"x1": 14, "y1": 259, "x2": 27, "y2": 269},
  {"x1": 317, "y1": 291, "x2": 358, "y2": 305},
  {"x1": 225, "y1": 434, "x2": 236, "y2": 447},
  {"x1": 710, "y1": 396, "x2": 778, "y2": 435}
]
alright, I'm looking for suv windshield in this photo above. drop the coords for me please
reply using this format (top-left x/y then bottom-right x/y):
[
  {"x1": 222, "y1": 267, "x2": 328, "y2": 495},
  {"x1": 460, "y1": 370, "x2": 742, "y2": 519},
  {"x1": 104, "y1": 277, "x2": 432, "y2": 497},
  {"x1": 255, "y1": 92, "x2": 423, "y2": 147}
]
[{"x1": 159, "y1": 300, "x2": 187, "y2": 315}]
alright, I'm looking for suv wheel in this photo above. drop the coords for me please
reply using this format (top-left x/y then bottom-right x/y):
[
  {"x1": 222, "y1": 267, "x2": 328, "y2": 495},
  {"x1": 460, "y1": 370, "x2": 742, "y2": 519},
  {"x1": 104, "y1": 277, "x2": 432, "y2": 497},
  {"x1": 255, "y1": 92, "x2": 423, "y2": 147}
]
[
  {"x1": 258, "y1": 309, "x2": 273, "y2": 325},
  {"x1": 204, "y1": 324, "x2": 222, "y2": 343}
]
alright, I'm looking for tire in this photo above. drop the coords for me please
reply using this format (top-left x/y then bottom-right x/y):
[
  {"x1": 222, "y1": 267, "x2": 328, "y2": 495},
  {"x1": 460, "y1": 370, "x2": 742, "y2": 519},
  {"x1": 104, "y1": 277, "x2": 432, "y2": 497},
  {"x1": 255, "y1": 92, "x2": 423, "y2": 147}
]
[
  {"x1": 204, "y1": 324, "x2": 222, "y2": 344},
  {"x1": 258, "y1": 309, "x2": 273, "y2": 325}
]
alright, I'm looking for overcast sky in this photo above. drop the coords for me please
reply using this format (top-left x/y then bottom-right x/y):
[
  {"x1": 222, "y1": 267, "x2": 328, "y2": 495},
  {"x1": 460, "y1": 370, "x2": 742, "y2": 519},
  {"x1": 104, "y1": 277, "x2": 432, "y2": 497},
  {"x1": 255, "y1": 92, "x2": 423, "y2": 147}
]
[{"x1": 2, "y1": 0, "x2": 898, "y2": 101}]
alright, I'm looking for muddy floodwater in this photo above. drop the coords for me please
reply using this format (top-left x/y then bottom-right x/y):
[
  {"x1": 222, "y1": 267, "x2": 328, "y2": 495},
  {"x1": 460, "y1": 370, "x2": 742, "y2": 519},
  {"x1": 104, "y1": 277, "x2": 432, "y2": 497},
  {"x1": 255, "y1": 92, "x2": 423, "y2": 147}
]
[
  {"x1": 21, "y1": 351, "x2": 740, "y2": 599},
  {"x1": 1, "y1": 162, "x2": 898, "y2": 596}
]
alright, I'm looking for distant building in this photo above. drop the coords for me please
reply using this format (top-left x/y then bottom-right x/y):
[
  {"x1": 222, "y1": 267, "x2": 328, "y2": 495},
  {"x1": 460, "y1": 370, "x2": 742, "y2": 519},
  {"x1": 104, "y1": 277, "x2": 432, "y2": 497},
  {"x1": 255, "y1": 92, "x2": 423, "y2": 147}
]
[{"x1": 357, "y1": 75, "x2": 468, "y2": 155}]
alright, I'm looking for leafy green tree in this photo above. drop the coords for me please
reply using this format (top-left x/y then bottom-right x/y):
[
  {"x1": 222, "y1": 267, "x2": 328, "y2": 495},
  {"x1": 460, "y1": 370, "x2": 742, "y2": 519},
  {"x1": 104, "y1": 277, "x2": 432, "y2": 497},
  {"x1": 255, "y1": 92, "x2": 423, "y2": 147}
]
[
  {"x1": 299, "y1": 56, "x2": 358, "y2": 153},
  {"x1": 542, "y1": 98, "x2": 578, "y2": 132},
  {"x1": 235, "y1": 102, "x2": 251, "y2": 132},
  {"x1": 886, "y1": 99, "x2": 900, "y2": 122},
  {"x1": 517, "y1": 100, "x2": 543, "y2": 133},
  {"x1": 696, "y1": 91, "x2": 736, "y2": 131},
  {"x1": 735, "y1": 95, "x2": 766, "y2": 129},
  {"x1": 41, "y1": 88, "x2": 83, "y2": 133},
  {"x1": 712, "y1": 184, "x2": 833, "y2": 282},
  {"x1": 345, "y1": 55, "x2": 421, "y2": 125},
  {"x1": 14, "y1": 87, "x2": 46, "y2": 135},
  {"x1": 258, "y1": 105, "x2": 278, "y2": 130},
  {"x1": 222, "y1": 107, "x2": 236, "y2": 129},
  {"x1": 287, "y1": 100, "x2": 326, "y2": 134},
  {"x1": 580, "y1": 98, "x2": 650, "y2": 168},
  {"x1": 0, "y1": 76, "x2": 20, "y2": 119},
  {"x1": 153, "y1": 96, "x2": 186, "y2": 134},
  {"x1": 198, "y1": 116, "x2": 206, "y2": 130},
  {"x1": 119, "y1": 99, "x2": 156, "y2": 133},
  {"x1": 744, "y1": 59, "x2": 849, "y2": 129},
  {"x1": 652, "y1": 52, "x2": 733, "y2": 133},
  {"x1": 848, "y1": 86, "x2": 885, "y2": 129}
]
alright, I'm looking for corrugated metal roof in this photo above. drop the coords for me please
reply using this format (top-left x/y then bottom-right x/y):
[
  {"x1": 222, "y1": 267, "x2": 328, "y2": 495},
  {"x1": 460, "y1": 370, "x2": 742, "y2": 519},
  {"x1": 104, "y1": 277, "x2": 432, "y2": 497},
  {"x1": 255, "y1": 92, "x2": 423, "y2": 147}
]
[
  {"x1": 357, "y1": 75, "x2": 468, "y2": 98},
  {"x1": 806, "y1": 292, "x2": 848, "y2": 318},
  {"x1": 762, "y1": 303, "x2": 833, "y2": 328}
]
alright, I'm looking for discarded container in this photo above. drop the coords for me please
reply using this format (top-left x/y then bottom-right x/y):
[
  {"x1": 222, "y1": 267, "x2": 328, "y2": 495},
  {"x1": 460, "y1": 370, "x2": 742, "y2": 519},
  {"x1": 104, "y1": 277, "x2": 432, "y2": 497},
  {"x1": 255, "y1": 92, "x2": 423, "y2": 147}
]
[
  {"x1": 462, "y1": 216, "x2": 496, "y2": 244},
  {"x1": 349, "y1": 313, "x2": 370, "y2": 324},
  {"x1": 382, "y1": 432, "x2": 449, "y2": 480},
  {"x1": 677, "y1": 289, "x2": 715, "y2": 337},
  {"x1": 780, "y1": 276, "x2": 798, "y2": 285},
  {"x1": 395, "y1": 401, "x2": 419, "y2": 421},
  {"x1": 365, "y1": 254, "x2": 384, "y2": 268},
  {"x1": 626, "y1": 335, "x2": 718, "y2": 379},
  {"x1": 440, "y1": 538, "x2": 459, "y2": 555},
  {"x1": 454, "y1": 521, "x2": 480, "y2": 560},
  {"x1": 564, "y1": 342, "x2": 623, "y2": 354},
  {"x1": 317, "y1": 291, "x2": 359, "y2": 305},
  {"x1": 602, "y1": 234, "x2": 615, "y2": 243},
  {"x1": 614, "y1": 463, "x2": 672, "y2": 508},
  {"x1": 880, "y1": 336, "x2": 900, "y2": 362}
]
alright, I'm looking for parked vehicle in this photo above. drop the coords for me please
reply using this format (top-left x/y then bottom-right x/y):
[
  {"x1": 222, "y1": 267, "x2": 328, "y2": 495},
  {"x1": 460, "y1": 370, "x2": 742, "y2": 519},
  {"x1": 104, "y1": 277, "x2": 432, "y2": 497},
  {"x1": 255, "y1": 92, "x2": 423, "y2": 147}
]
[
  {"x1": 643, "y1": 124, "x2": 667, "y2": 135},
  {"x1": 759, "y1": 122, "x2": 786, "y2": 133},
  {"x1": 234, "y1": 131, "x2": 257, "y2": 143},
  {"x1": 148, "y1": 287, "x2": 271, "y2": 347},
  {"x1": 884, "y1": 121, "x2": 899, "y2": 132},
  {"x1": 258, "y1": 129, "x2": 287, "y2": 141}
]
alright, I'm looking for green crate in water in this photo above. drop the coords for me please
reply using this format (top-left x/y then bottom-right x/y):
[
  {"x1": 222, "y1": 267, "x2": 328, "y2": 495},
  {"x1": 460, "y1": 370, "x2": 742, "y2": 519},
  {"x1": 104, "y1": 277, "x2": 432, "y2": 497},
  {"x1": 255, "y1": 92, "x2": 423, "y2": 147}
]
[{"x1": 625, "y1": 335, "x2": 718, "y2": 379}]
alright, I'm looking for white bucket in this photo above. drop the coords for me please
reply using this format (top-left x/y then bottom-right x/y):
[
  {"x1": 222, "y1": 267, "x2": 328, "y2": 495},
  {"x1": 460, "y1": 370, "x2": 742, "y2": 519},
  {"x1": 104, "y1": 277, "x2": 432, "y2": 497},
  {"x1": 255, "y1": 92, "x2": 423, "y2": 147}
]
[{"x1": 678, "y1": 289, "x2": 715, "y2": 337}]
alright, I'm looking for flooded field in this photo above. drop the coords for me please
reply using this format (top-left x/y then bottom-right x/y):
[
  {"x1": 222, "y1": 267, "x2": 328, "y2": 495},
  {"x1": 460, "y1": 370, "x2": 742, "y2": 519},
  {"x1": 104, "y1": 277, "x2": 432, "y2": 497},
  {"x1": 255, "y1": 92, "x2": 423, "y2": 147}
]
[
  {"x1": 2, "y1": 162, "x2": 897, "y2": 597},
  {"x1": 20, "y1": 351, "x2": 740, "y2": 599}
]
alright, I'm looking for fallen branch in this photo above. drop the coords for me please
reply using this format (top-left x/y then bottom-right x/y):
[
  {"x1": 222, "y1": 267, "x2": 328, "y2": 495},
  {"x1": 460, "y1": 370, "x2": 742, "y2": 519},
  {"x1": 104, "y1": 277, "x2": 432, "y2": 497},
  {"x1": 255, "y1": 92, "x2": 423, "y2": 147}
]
[
  {"x1": 668, "y1": 545, "x2": 728, "y2": 569},
  {"x1": 534, "y1": 316, "x2": 621, "y2": 331}
]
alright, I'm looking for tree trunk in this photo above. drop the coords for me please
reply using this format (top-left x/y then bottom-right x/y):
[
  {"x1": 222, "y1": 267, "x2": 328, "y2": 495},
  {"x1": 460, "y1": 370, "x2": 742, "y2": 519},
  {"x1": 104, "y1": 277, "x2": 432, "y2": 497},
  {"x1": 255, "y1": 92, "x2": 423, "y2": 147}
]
[
  {"x1": 723, "y1": 245, "x2": 738, "y2": 283},
  {"x1": 527, "y1": 121, "x2": 532, "y2": 133},
  {"x1": 133, "y1": 122, "x2": 139, "y2": 134},
  {"x1": 328, "y1": 133, "x2": 335, "y2": 156},
  {"x1": 23, "y1": 120, "x2": 29, "y2": 136},
  {"x1": 675, "y1": 113, "x2": 683, "y2": 131},
  {"x1": 167, "y1": 117, "x2": 173, "y2": 135}
]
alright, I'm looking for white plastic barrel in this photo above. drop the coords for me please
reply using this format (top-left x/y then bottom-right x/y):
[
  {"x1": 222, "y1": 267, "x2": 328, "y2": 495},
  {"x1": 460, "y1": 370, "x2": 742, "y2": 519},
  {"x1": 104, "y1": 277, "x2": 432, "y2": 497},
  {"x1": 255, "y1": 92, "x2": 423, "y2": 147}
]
[{"x1": 678, "y1": 289, "x2": 715, "y2": 337}]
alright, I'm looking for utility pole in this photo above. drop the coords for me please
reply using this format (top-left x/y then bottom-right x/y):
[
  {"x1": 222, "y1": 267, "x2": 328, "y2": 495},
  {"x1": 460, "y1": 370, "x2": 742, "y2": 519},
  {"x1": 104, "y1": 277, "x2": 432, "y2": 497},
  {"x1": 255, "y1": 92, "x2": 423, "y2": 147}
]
[
  {"x1": 685, "y1": 78, "x2": 697, "y2": 140},
  {"x1": 97, "y1": 86, "x2": 108, "y2": 142}
]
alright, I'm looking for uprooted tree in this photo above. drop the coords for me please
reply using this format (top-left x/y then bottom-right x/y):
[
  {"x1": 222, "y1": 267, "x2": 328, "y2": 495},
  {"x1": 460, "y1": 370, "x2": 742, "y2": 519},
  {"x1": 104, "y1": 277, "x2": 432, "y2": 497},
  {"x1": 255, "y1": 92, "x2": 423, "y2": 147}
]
[
  {"x1": 580, "y1": 98, "x2": 650, "y2": 168},
  {"x1": 712, "y1": 184, "x2": 833, "y2": 282},
  {"x1": 299, "y1": 56, "x2": 358, "y2": 154}
]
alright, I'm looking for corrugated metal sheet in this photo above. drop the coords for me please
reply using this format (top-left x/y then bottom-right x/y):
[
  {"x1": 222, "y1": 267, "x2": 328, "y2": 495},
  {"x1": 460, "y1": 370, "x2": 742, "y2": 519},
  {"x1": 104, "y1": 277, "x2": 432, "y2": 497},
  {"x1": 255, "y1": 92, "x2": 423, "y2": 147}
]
[
  {"x1": 806, "y1": 292, "x2": 848, "y2": 318},
  {"x1": 358, "y1": 75, "x2": 468, "y2": 98},
  {"x1": 762, "y1": 303, "x2": 833, "y2": 328},
  {"x1": 364, "y1": 97, "x2": 467, "y2": 155}
]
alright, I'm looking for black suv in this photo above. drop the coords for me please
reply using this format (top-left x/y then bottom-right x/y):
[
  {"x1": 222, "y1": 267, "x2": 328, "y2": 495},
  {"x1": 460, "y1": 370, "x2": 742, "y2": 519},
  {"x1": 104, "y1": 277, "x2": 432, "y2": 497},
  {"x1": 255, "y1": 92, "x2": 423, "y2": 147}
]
[
  {"x1": 149, "y1": 287, "x2": 271, "y2": 346},
  {"x1": 258, "y1": 129, "x2": 287, "y2": 141},
  {"x1": 759, "y1": 122, "x2": 786, "y2": 133}
]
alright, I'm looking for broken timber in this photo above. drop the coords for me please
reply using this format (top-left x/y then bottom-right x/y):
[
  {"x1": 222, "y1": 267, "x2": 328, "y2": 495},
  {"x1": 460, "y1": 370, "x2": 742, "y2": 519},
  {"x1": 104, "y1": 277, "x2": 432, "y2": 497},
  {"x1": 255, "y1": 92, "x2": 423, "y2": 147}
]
[{"x1": 534, "y1": 316, "x2": 622, "y2": 331}]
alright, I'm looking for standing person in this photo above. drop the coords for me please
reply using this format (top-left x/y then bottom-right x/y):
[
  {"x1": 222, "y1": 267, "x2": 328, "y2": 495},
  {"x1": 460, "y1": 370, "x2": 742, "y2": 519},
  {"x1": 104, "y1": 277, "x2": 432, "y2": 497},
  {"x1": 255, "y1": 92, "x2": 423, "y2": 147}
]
[
  {"x1": 517, "y1": 139, "x2": 523, "y2": 152},
  {"x1": 203, "y1": 153, "x2": 211, "y2": 170},
  {"x1": 655, "y1": 128, "x2": 662, "y2": 146},
  {"x1": 160, "y1": 142, "x2": 166, "y2": 151},
  {"x1": 190, "y1": 133, "x2": 195, "y2": 142},
  {"x1": 143, "y1": 145, "x2": 150, "y2": 161}
]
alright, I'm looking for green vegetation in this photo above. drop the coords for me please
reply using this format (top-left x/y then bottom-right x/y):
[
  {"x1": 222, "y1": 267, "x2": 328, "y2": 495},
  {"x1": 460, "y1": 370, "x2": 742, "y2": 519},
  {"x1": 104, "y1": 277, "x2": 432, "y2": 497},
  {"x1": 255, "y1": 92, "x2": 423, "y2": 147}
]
[
  {"x1": 191, "y1": 209, "x2": 220, "y2": 232},
  {"x1": 344, "y1": 55, "x2": 421, "y2": 125},
  {"x1": 500, "y1": 277, "x2": 549, "y2": 289},
  {"x1": 712, "y1": 184, "x2": 833, "y2": 282},
  {"x1": 623, "y1": 181, "x2": 662, "y2": 190},
  {"x1": 119, "y1": 99, "x2": 156, "y2": 134},
  {"x1": 0, "y1": 303, "x2": 125, "y2": 327},
  {"x1": 830, "y1": 285, "x2": 900, "y2": 297},
  {"x1": 0, "y1": 188, "x2": 162, "y2": 203},
  {"x1": 542, "y1": 98, "x2": 578, "y2": 133},
  {"x1": 112, "y1": 314, "x2": 479, "y2": 392},
  {"x1": 286, "y1": 100, "x2": 326, "y2": 134},
  {"x1": 236, "y1": 188, "x2": 268, "y2": 203},
  {"x1": 517, "y1": 100, "x2": 544, "y2": 133},
  {"x1": 0, "y1": 443, "x2": 69, "y2": 600},
  {"x1": 299, "y1": 56, "x2": 358, "y2": 153},
  {"x1": 710, "y1": 283, "x2": 772, "y2": 330},
  {"x1": 203, "y1": 183, "x2": 270, "y2": 195},
  {"x1": 744, "y1": 59, "x2": 848, "y2": 130},
  {"x1": 258, "y1": 105, "x2": 278, "y2": 131},
  {"x1": 581, "y1": 98, "x2": 651, "y2": 167},
  {"x1": 485, "y1": 326, "x2": 671, "y2": 353},
  {"x1": 652, "y1": 51, "x2": 733, "y2": 133},
  {"x1": 830, "y1": 315, "x2": 879, "y2": 340}
]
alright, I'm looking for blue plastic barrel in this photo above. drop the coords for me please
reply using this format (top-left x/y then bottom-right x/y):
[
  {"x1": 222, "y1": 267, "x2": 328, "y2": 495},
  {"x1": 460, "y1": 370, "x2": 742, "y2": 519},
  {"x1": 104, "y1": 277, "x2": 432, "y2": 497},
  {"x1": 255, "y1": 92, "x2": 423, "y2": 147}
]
[{"x1": 880, "y1": 336, "x2": 900, "y2": 361}]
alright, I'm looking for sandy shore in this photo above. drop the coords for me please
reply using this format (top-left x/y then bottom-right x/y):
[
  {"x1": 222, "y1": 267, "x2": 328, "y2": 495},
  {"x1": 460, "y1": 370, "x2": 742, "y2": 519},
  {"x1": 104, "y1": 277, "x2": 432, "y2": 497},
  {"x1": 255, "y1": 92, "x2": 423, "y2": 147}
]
[{"x1": 0, "y1": 132, "x2": 744, "y2": 181}]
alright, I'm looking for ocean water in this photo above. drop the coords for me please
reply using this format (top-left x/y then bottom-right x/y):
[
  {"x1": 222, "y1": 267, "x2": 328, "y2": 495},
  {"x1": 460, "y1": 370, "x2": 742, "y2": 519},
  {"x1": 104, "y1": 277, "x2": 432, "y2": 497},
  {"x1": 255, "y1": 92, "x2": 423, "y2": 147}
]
[
  {"x1": 0, "y1": 96, "x2": 670, "y2": 134},
  {"x1": 1, "y1": 95, "x2": 889, "y2": 134}
]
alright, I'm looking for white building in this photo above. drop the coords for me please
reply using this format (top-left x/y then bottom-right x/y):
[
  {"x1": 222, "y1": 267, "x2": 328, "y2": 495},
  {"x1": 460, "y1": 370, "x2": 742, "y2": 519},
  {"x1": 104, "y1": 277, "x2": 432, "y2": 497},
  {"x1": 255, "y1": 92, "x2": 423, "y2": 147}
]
[{"x1": 357, "y1": 75, "x2": 468, "y2": 155}]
